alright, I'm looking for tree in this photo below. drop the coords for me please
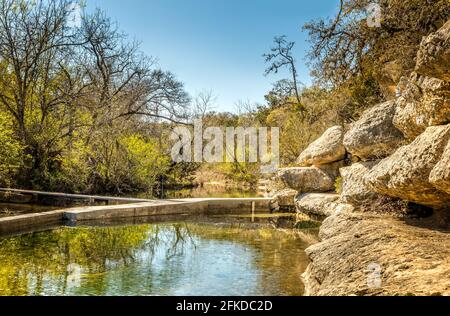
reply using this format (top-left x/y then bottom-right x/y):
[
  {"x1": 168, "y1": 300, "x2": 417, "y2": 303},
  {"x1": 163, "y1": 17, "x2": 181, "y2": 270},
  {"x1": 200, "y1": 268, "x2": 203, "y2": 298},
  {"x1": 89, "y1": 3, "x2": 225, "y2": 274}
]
[
  {"x1": 304, "y1": 0, "x2": 450, "y2": 91},
  {"x1": 0, "y1": 111, "x2": 24, "y2": 186},
  {"x1": 263, "y1": 36, "x2": 304, "y2": 112},
  {"x1": 0, "y1": 0, "x2": 191, "y2": 190},
  {"x1": 190, "y1": 90, "x2": 217, "y2": 120}
]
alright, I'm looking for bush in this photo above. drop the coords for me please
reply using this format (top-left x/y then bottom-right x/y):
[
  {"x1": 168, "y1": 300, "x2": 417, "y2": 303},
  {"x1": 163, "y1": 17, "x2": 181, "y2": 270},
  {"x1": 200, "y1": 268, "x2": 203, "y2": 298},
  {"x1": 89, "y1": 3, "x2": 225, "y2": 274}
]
[{"x1": 0, "y1": 112, "x2": 24, "y2": 187}]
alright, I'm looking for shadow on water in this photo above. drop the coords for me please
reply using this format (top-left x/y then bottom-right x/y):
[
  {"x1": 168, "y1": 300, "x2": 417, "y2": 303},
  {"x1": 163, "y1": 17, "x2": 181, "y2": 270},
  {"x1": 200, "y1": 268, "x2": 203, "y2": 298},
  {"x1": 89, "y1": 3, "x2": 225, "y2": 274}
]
[{"x1": 0, "y1": 214, "x2": 315, "y2": 296}]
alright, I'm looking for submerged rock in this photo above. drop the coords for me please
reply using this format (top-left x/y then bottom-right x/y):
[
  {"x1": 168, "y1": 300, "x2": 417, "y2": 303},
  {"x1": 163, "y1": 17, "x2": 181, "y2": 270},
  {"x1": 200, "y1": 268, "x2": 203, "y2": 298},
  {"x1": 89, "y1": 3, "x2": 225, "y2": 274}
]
[
  {"x1": 365, "y1": 125, "x2": 450, "y2": 208},
  {"x1": 340, "y1": 161, "x2": 381, "y2": 206},
  {"x1": 415, "y1": 20, "x2": 450, "y2": 82},
  {"x1": 303, "y1": 211, "x2": 450, "y2": 296},
  {"x1": 277, "y1": 167, "x2": 335, "y2": 193},
  {"x1": 295, "y1": 193, "x2": 340, "y2": 217},
  {"x1": 343, "y1": 100, "x2": 405, "y2": 161},
  {"x1": 297, "y1": 126, "x2": 346, "y2": 166},
  {"x1": 393, "y1": 73, "x2": 450, "y2": 140}
]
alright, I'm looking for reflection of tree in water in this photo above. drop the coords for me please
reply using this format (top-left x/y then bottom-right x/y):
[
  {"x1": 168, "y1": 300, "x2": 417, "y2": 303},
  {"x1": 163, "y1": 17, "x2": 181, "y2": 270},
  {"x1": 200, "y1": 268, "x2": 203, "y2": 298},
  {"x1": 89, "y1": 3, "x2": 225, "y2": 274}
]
[
  {"x1": 0, "y1": 224, "x2": 196, "y2": 295},
  {"x1": 147, "y1": 223, "x2": 196, "y2": 259},
  {"x1": 0, "y1": 222, "x2": 310, "y2": 296}
]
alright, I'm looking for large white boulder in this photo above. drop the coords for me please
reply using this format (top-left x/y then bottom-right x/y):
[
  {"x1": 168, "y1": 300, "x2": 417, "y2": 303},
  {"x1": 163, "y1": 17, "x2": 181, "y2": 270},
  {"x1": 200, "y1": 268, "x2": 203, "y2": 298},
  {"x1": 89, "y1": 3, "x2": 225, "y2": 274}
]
[
  {"x1": 295, "y1": 193, "x2": 340, "y2": 217},
  {"x1": 415, "y1": 20, "x2": 450, "y2": 82},
  {"x1": 343, "y1": 101, "x2": 405, "y2": 161},
  {"x1": 365, "y1": 125, "x2": 450, "y2": 208},
  {"x1": 429, "y1": 141, "x2": 450, "y2": 195},
  {"x1": 340, "y1": 161, "x2": 381, "y2": 206},
  {"x1": 277, "y1": 167, "x2": 335, "y2": 193},
  {"x1": 393, "y1": 73, "x2": 450, "y2": 140},
  {"x1": 297, "y1": 126, "x2": 346, "y2": 166}
]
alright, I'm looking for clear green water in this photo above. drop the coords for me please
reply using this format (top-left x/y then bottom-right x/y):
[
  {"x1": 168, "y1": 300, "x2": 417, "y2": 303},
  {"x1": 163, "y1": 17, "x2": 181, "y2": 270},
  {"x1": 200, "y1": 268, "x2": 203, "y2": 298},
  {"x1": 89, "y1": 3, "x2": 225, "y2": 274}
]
[{"x1": 0, "y1": 217, "x2": 314, "y2": 296}]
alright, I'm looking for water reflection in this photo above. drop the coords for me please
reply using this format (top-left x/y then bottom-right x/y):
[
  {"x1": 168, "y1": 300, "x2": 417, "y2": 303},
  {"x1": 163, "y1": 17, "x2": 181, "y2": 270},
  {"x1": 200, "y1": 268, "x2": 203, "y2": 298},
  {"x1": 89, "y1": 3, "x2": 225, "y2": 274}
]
[{"x1": 0, "y1": 220, "x2": 312, "y2": 296}]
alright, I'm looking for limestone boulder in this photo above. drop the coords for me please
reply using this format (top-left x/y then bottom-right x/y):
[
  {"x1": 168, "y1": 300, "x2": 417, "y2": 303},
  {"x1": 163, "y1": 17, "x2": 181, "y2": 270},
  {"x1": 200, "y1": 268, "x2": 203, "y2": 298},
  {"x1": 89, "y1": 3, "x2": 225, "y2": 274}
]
[
  {"x1": 297, "y1": 126, "x2": 346, "y2": 166},
  {"x1": 365, "y1": 125, "x2": 450, "y2": 208},
  {"x1": 315, "y1": 160, "x2": 345, "y2": 179},
  {"x1": 415, "y1": 20, "x2": 450, "y2": 82},
  {"x1": 343, "y1": 101, "x2": 405, "y2": 160},
  {"x1": 277, "y1": 167, "x2": 335, "y2": 193},
  {"x1": 393, "y1": 73, "x2": 450, "y2": 140},
  {"x1": 303, "y1": 211, "x2": 450, "y2": 296},
  {"x1": 269, "y1": 188, "x2": 297, "y2": 212},
  {"x1": 259, "y1": 176, "x2": 286, "y2": 198},
  {"x1": 340, "y1": 161, "x2": 381, "y2": 206},
  {"x1": 429, "y1": 141, "x2": 450, "y2": 195},
  {"x1": 295, "y1": 193, "x2": 340, "y2": 217}
]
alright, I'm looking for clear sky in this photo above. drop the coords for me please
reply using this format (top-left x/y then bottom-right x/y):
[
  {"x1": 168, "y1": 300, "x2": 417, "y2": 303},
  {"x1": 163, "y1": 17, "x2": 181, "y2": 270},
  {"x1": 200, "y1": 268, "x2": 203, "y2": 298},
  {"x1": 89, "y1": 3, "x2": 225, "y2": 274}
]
[{"x1": 85, "y1": 0, "x2": 339, "y2": 112}]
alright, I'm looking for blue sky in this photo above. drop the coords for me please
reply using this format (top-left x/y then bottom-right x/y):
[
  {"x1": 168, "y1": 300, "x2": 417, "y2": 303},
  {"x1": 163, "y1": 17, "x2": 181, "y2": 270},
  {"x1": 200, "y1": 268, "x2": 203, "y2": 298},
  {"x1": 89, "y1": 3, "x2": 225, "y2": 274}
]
[{"x1": 86, "y1": 0, "x2": 339, "y2": 112}]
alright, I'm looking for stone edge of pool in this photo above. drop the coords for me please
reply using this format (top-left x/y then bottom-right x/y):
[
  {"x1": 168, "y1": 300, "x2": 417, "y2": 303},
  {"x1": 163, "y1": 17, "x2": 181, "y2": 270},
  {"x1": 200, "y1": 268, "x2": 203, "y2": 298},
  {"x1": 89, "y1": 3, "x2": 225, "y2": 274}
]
[{"x1": 0, "y1": 198, "x2": 272, "y2": 237}]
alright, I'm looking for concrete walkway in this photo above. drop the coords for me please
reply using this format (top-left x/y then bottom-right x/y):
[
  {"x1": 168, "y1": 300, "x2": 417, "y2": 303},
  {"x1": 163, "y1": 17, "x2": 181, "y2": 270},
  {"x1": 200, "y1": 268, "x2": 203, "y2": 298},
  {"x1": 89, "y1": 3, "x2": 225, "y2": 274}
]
[
  {"x1": 0, "y1": 196, "x2": 271, "y2": 237},
  {"x1": 0, "y1": 188, "x2": 153, "y2": 204}
]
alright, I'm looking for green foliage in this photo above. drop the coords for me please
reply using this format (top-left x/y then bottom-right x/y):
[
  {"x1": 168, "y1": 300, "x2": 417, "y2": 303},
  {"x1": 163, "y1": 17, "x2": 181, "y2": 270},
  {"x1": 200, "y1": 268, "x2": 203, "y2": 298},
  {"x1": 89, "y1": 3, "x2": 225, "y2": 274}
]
[
  {"x1": 304, "y1": 0, "x2": 450, "y2": 93},
  {"x1": 264, "y1": 86, "x2": 342, "y2": 165},
  {"x1": 121, "y1": 134, "x2": 171, "y2": 190},
  {"x1": 0, "y1": 0, "x2": 190, "y2": 194},
  {"x1": 218, "y1": 161, "x2": 259, "y2": 186},
  {"x1": 0, "y1": 112, "x2": 24, "y2": 186}
]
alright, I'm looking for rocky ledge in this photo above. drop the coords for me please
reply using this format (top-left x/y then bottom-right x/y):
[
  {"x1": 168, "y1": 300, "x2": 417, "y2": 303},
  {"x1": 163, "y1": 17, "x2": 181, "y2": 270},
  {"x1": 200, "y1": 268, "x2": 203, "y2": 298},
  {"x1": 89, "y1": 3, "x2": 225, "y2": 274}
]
[
  {"x1": 271, "y1": 21, "x2": 450, "y2": 296},
  {"x1": 303, "y1": 210, "x2": 450, "y2": 296}
]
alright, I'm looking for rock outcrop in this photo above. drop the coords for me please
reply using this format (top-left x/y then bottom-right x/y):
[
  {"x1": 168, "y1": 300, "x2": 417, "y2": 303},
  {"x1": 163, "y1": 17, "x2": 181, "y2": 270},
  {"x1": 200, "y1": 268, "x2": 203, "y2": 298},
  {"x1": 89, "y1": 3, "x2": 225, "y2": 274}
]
[
  {"x1": 269, "y1": 188, "x2": 297, "y2": 212},
  {"x1": 343, "y1": 101, "x2": 405, "y2": 160},
  {"x1": 295, "y1": 193, "x2": 340, "y2": 217},
  {"x1": 303, "y1": 211, "x2": 450, "y2": 296},
  {"x1": 429, "y1": 141, "x2": 450, "y2": 195},
  {"x1": 415, "y1": 20, "x2": 450, "y2": 82},
  {"x1": 297, "y1": 126, "x2": 346, "y2": 166},
  {"x1": 271, "y1": 20, "x2": 450, "y2": 297},
  {"x1": 393, "y1": 73, "x2": 450, "y2": 140},
  {"x1": 340, "y1": 161, "x2": 381, "y2": 206},
  {"x1": 277, "y1": 167, "x2": 335, "y2": 193},
  {"x1": 365, "y1": 124, "x2": 450, "y2": 208}
]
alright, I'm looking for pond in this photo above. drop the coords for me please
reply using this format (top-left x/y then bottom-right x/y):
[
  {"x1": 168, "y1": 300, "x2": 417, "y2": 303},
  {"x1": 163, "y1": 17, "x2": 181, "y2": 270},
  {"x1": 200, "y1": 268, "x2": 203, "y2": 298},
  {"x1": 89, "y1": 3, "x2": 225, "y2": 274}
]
[{"x1": 0, "y1": 215, "x2": 315, "y2": 296}]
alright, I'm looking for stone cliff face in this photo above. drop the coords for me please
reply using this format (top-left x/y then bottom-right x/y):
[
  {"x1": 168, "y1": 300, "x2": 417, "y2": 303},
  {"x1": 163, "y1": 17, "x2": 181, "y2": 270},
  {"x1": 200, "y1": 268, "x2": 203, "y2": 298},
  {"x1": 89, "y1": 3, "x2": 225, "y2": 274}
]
[
  {"x1": 271, "y1": 20, "x2": 450, "y2": 296},
  {"x1": 394, "y1": 73, "x2": 450, "y2": 140},
  {"x1": 303, "y1": 211, "x2": 450, "y2": 296},
  {"x1": 365, "y1": 125, "x2": 450, "y2": 208},
  {"x1": 415, "y1": 20, "x2": 450, "y2": 82}
]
